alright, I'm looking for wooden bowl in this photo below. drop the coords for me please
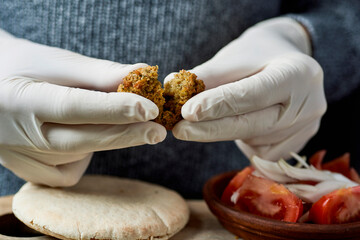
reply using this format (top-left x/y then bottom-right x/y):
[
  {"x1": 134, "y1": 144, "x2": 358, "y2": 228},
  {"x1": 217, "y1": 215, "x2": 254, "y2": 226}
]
[{"x1": 203, "y1": 170, "x2": 360, "y2": 240}]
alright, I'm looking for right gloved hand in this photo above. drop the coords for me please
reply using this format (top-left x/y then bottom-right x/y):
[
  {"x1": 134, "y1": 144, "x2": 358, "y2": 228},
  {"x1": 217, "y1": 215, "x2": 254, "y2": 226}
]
[
  {"x1": 0, "y1": 29, "x2": 166, "y2": 187},
  {"x1": 167, "y1": 17, "x2": 326, "y2": 162}
]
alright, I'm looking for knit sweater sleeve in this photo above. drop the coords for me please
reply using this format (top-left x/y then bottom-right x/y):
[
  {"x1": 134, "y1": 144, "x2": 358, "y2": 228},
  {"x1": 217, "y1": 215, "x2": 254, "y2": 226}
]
[{"x1": 283, "y1": 0, "x2": 360, "y2": 103}]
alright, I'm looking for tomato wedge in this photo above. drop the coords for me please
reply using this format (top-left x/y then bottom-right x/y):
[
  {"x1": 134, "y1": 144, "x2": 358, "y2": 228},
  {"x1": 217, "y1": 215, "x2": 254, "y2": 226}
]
[
  {"x1": 309, "y1": 150, "x2": 327, "y2": 170},
  {"x1": 309, "y1": 150, "x2": 360, "y2": 183},
  {"x1": 350, "y1": 168, "x2": 360, "y2": 183},
  {"x1": 309, "y1": 186, "x2": 360, "y2": 224},
  {"x1": 221, "y1": 167, "x2": 254, "y2": 205},
  {"x1": 322, "y1": 153, "x2": 351, "y2": 178},
  {"x1": 234, "y1": 175, "x2": 303, "y2": 223}
]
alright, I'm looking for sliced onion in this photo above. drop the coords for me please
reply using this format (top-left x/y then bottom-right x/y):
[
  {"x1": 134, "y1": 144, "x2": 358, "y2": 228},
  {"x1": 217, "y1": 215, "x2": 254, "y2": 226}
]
[
  {"x1": 308, "y1": 165, "x2": 355, "y2": 183},
  {"x1": 278, "y1": 159, "x2": 356, "y2": 184},
  {"x1": 297, "y1": 211, "x2": 310, "y2": 223},
  {"x1": 285, "y1": 184, "x2": 317, "y2": 194},
  {"x1": 248, "y1": 153, "x2": 359, "y2": 204},
  {"x1": 252, "y1": 170, "x2": 266, "y2": 178},
  {"x1": 250, "y1": 155, "x2": 295, "y2": 183},
  {"x1": 286, "y1": 180, "x2": 357, "y2": 203},
  {"x1": 285, "y1": 184, "x2": 318, "y2": 203},
  {"x1": 231, "y1": 190, "x2": 240, "y2": 204},
  {"x1": 312, "y1": 180, "x2": 357, "y2": 200},
  {"x1": 290, "y1": 152, "x2": 309, "y2": 168}
]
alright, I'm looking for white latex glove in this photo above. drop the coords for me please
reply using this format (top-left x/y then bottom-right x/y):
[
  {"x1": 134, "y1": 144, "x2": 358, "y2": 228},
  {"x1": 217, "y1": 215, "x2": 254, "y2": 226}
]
[
  {"x1": 166, "y1": 17, "x2": 327, "y2": 161},
  {"x1": 0, "y1": 29, "x2": 166, "y2": 187}
]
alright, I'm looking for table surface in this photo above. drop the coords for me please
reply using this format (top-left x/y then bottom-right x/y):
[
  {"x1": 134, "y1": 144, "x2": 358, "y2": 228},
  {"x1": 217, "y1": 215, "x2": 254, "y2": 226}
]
[{"x1": 0, "y1": 196, "x2": 237, "y2": 240}]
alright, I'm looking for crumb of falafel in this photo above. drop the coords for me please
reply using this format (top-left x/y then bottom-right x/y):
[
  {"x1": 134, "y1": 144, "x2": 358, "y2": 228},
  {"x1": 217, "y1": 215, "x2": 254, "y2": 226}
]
[
  {"x1": 117, "y1": 65, "x2": 165, "y2": 124},
  {"x1": 118, "y1": 67, "x2": 205, "y2": 130}
]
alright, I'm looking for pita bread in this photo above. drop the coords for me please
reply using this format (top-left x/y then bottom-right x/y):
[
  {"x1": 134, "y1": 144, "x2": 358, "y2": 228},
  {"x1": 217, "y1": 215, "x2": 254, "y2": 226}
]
[{"x1": 12, "y1": 175, "x2": 189, "y2": 240}]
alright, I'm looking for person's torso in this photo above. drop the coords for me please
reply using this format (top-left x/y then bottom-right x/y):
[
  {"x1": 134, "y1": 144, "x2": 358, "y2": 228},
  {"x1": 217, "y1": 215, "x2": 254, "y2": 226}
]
[{"x1": 0, "y1": 0, "x2": 281, "y2": 198}]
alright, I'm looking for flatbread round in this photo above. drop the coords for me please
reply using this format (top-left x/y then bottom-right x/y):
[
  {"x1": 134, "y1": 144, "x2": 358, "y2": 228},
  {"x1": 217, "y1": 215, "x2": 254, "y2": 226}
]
[{"x1": 12, "y1": 175, "x2": 189, "y2": 240}]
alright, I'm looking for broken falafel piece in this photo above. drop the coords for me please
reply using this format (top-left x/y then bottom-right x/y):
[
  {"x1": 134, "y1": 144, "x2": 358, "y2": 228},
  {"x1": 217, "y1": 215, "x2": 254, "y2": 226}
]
[
  {"x1": 160, "y1": 70, "x2": 205, "y2": 130},
  {"x1": 117, "y1": 65, "x2": 165, "y2": 124}
]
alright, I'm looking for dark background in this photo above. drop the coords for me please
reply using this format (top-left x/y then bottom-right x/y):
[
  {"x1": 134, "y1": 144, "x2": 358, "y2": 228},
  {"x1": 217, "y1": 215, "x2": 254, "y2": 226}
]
[{"x1": 300, "y1": 86, "x2": 360, "y2": 170}]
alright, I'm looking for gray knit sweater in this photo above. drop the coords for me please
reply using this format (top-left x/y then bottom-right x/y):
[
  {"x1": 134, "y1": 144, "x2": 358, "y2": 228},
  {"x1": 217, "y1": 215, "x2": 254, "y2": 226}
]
[{"x1": 1, "y1": 0, "x2": 360, "y2": 198}]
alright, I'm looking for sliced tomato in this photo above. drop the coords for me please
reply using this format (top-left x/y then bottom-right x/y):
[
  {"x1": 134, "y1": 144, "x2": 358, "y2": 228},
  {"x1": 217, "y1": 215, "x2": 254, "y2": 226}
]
[
  {"x1": 322, "y1": 153, "x2": 351, "y2": 178},
  {"x1": 309, "y1": 150, "x2": 327, "y2": 170},
  {"x1": 234, "y1": 175, "x2": 303, "y2": 223},
  {"x1": 221, "y1": 167, "x2": 254, "y2": 205},
  {"x1": 309, "y1": 186, "x2": 360, "y2": 224},
  {"x1": 349, "y1": 168, "x2": 360, "y2": 184},
  {"x1": 309, "y1": 151, "x2": 360, "y2": 182}
]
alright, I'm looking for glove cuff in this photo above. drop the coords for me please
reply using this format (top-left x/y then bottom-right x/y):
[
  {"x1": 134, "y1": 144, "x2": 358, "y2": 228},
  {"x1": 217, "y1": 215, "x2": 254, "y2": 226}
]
[
  {"x1": 253, "y1": 17, "x2": 312, "y2": 56},
  {"x1": 0, "y1": 28, "x2": 16, "y2": 40}
]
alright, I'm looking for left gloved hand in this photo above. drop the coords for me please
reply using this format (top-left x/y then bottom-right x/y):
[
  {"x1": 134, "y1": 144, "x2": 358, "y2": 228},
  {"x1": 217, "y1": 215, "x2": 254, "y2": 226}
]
[
  {"x1": 0, "y1": 29, "x2": 165, "y2": 187},
  {"x1": 165, "y1": 17, "x2": 327, "y2": 161}
]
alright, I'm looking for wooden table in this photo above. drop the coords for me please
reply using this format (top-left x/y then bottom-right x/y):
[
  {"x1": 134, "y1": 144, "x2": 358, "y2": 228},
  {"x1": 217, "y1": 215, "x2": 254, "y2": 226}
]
[{"x1": 0, "y1": 196, "x2": 237, "y2": 240}]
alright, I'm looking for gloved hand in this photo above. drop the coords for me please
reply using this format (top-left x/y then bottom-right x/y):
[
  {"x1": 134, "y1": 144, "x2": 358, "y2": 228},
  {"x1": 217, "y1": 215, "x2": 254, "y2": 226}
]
[
  {"x1": 0, "y1": 29, "x2": 166, "y2": 187},
  {"x1": 166, "y1": 17, "x2": 327, "y2": 161}
]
